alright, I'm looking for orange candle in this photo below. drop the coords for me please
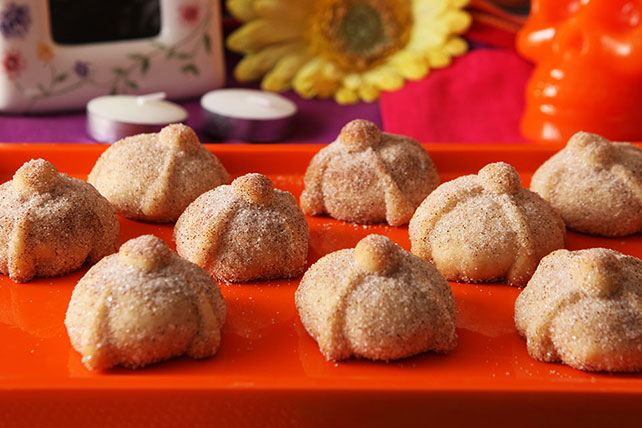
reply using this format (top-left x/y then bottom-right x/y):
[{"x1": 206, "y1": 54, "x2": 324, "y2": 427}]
[{"x1": 518, "y1": 0, "x2": 642, "y2": 142}]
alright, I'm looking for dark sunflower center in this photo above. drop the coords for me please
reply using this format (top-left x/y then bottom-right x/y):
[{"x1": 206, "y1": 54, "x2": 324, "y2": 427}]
[
  {"x1": 336, "y1": 3, "x2": 387, "y2": 57},
  {"x1": 308, "y1": 0, "x2": 412, "y2": 72}
]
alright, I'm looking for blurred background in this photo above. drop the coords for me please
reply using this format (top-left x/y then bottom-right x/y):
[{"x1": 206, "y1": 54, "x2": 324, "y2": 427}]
[{"x1": 3, "y1": 0, "x2": 638, "y2": 145}]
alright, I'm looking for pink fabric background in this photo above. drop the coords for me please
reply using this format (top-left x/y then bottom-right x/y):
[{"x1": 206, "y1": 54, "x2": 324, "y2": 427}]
[{"x1": 380, "y1": 49, "x2": 533, "y2": 143}]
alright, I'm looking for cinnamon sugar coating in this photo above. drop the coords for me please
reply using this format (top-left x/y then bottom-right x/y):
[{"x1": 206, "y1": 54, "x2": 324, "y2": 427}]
[
  {"x1": 65, "y1": 235, "x2": 226, "y2": 370},
  {"x1": 409, "y1": 162, "x2": 565, "y2": 287},
  {"x1": 295, "y1": 234, "x2": 456, "y2": 361},
  {"x1": 174, "y1": 173, "x2": 309, "y2": 282},
  {"x1": 0, "y1": 159, "x2": 119, "y2": 283},
  {"x1": 515, "y1": 248, "x2": 642, "y2": 372},
  {"x1": 89, "y1": 124, "x2": 230, "y2": 223},
  {"x1": 300, "y1": 119, "x2": 439, "y2": 226},
  {"x1": 531, "y1": 131, "x2": 642, "y2": 237}
]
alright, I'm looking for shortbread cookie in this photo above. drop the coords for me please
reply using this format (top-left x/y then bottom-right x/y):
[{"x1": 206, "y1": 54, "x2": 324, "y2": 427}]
[
  {"x1": 89, "y1": 124, "x2": 229, "y2": 223},
  {"x1": 409, "y1": 162, "x2": 565, "y2": 287},
  {"x1": 296, "y1": 234, "x2": 456, "y2": 361},
  {"x1": 65, "y1": 235, "x2": 226, "y2": 370},
  {"x1": 300, "y1": 119, "x2": 439, "y2": 226},
  {"x1": 175, "y1": 173, "x2": 309, "y2": 282},
  {"x1": 531, "y1": 131, "x2": 642, "y2": 236},
  {"x1": 0, "y1": 159, "x2": 119, "y2": 282},
  {"x1": 516, "y1": 248, "x2": 642, "y2": 372}
]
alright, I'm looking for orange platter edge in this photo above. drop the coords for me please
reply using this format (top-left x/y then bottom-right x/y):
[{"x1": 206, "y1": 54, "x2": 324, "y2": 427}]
[{"x1": 1, "y1": 143, "x2": 641, "y2": 428}]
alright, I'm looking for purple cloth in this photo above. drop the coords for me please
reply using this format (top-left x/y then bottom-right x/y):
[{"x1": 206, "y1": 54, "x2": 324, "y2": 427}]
[{"x1": 0, "y1": 84, "x2": 381, "y2": 144}]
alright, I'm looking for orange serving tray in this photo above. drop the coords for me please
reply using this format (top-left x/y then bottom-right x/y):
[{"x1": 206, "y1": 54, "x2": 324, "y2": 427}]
[{"x1": 1, "y1": 143, "x2": 641, "y2": 428}]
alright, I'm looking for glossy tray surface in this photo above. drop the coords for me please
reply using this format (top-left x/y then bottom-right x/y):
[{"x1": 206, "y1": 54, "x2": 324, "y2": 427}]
[{"x1": 1, "y1": 143, "x2": 641, "y2": 426}]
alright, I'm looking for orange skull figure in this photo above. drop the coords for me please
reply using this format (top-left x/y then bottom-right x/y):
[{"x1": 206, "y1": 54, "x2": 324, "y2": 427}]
[{"x1": 518, "y1": 0, "x2": 642, "y2": 142}]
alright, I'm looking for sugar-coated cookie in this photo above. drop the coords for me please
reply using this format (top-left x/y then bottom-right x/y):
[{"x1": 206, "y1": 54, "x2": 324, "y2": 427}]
[
  {"x1": 296, "y1": 234, "x2": 456, "y2": 361},
  {"x1": 300, "y1": 119, "x2": 439, "y2": 226},
  {"x1": 410, "y1": 162, "x2": 565, "y2": 287}
]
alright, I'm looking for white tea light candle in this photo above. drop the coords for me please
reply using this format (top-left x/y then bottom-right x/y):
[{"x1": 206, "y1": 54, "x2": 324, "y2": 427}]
[
  {"x1": 87, "y1": 93, "x2": 188, "y2": 143},
  {"x1": 201, "y1": 89, "x2": 297, "y2": 142}
]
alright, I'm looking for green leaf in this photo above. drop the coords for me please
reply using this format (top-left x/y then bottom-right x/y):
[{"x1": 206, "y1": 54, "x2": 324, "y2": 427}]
[
  {"x1": 54, "y1": 73, "x2": 68, "y2": 83},
  {"x1": 128, "y1": 53, "x2": 144, "y2": 60},
  {"x1": 126, "y1": 80, "x2": 139, "y2": 89},
  {"x1": 141, "y1": 58, "x2": 150, "y2": 75},
  {"x1": 150, "y1": 41, "x2": 166, "y2": 49},
  {"x1": 112, "y1": 67, "x2": 126, "y2": 75},
  {"x1": 181, "y1": 64, "x2": 199, "y2": 75},
  {"x1": 203, "y1": 34, "x2": 211, "y2": 53}
]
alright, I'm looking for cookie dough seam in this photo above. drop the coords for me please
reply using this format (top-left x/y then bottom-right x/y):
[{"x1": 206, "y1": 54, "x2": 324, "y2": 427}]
[{"x1": 323, "y1": 269, "x2": 365, "y2": 360}]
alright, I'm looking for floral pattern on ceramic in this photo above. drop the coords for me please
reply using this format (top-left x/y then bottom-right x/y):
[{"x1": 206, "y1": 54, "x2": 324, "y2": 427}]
[
  {"x1": 0, "y1": 0, "x2": 224, "y2": 113},
  {"x1": 1, "y1": 48, "x2": 24, "y2": 79},
  {"x1": 0, "y1": 2, "x2": 30, "y2": 38}
]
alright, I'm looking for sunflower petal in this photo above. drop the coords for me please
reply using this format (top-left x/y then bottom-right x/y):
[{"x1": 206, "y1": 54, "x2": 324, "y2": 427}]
[
  {"x1": 318, "y1": 62, "x2": 343, "y2": 98},
  {"x1": 342, "y1": 73, "x2": 363, "y2": 90},
  {"x1": 235, "y1": 42, "x2": 306, "y2": 81},
  {"x1": 445, "y1": 10, "x2": 472, "y2": 33},
  {"x1": 445, "y1": 37, "x2": 468, "y2": 56},
  {"x1": 335, "y1": 87, "x2": 359, "y2": 105},
  {"x1": 449, "y1": 0, "x2": 470, "y2": 9},
  {"x1": 227, "y1": 19, "x2": 304, "y2": 53},
  {"x1": 293, "y1": 58, "x2": 342, "y2": 99},
  {"x1": 254, "y1": 0, "x2": 311, "y2": 21},
  {"x1": 226, "y1": 0, "x2": 256, "y2": 22},
  {"x1": 389, "y1": 51, "x2": 429, "y2": 80},
  {"x1": 407, "y1": 35, "x2": 446, "y2": 52},
  {"x1": 293, "y1": 58, "x2": 324, "y2": 98},
  {"x1": 413, "y1": 0, "x2": 448, "y2": 21},
  {"x1": 407, "y1": 24, "x2": 448, "y2": 51},
  {"x1": 427, "y1": 49, "x2": 452, "y2": 68},
  {"x1": 262, "y1": 50, "x2": 312, "y2": 92},
  {"x1": 364, "y1": 67, "x2": 405, "y2": 92},
  {"x1": 358, "y1": 84, "x2": 380, "y2": 103},
  {"x1": 322, "y1": 61, "x2": 343, "y2": 82}
]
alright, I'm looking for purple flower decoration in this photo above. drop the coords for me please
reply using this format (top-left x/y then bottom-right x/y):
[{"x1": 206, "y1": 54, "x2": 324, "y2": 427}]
[
  {"x1": 73, "y1": 61, "x2": 89, "y2": 78},
  {"x1": 0, "y1": 2, "x2": 31, "y2": 38}
]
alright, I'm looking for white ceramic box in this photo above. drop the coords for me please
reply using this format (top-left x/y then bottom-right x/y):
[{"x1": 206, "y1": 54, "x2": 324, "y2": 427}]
[{"x1": 0, "y1": 0, "x2": 225, "y2": 113}]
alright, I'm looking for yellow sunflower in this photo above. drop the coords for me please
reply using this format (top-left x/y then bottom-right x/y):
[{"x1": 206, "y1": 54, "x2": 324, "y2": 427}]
[{"x1": 227, "y1": 0, "x2": 471, "y2": 104}]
